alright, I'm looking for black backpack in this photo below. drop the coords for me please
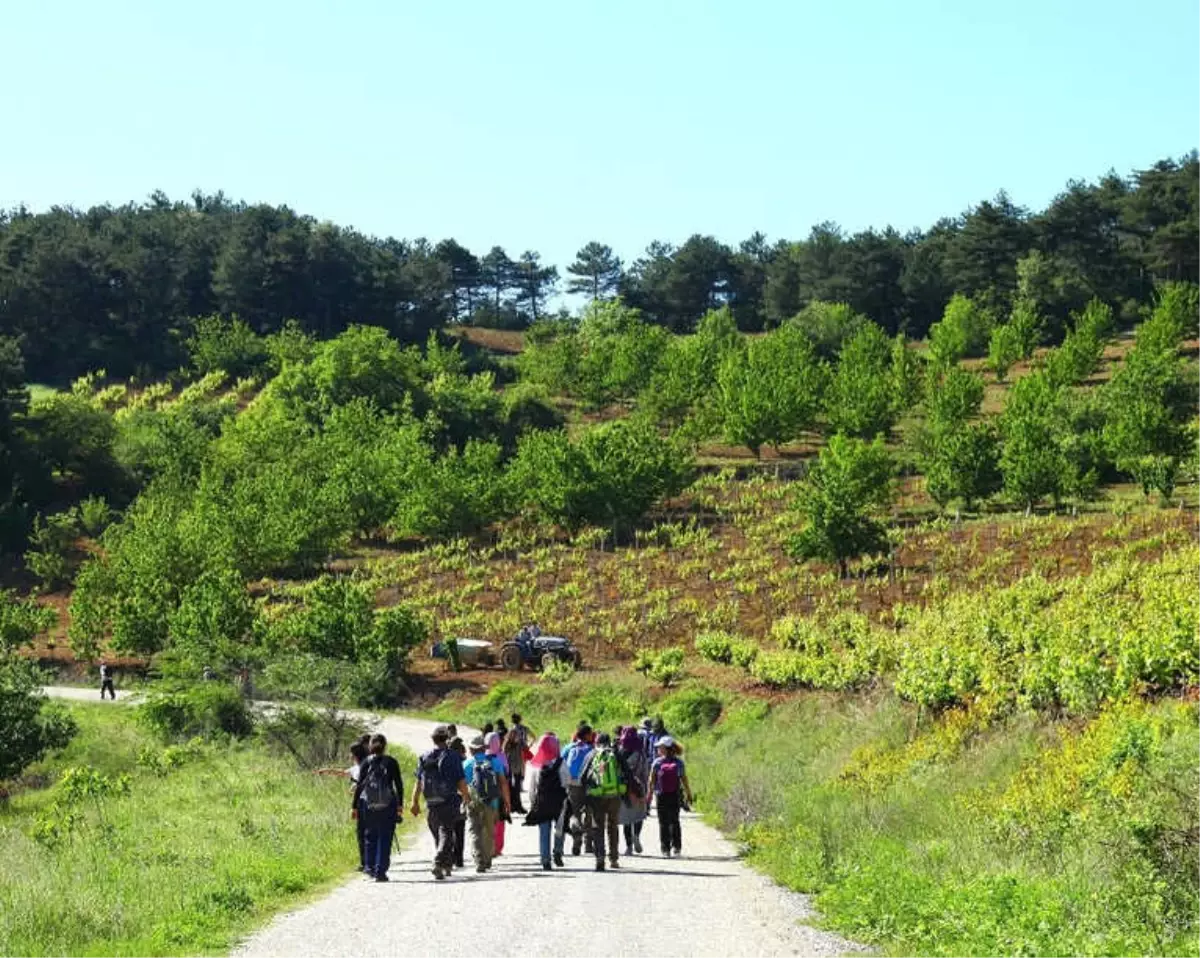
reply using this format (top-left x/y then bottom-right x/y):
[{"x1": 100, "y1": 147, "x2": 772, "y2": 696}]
[
  {"x1": 470, "y1": 757, "x2": 501, "y2": 806},
  {"x1": 361, "y1": 756, "x2": 396, "y2": 812},
  {"x1": 421, "y1": 748, "x2": 457, "y2": 805}
]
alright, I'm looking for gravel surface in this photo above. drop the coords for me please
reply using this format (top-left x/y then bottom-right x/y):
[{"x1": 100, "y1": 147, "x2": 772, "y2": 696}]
[{"x1": 42, "y1": 688, "x2": 863, "y2": 957}]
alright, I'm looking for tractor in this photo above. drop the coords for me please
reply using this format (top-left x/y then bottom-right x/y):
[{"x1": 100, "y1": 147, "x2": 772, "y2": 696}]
[{"x1": 498, "y1": 625, "x2": 582, "y2": 672}]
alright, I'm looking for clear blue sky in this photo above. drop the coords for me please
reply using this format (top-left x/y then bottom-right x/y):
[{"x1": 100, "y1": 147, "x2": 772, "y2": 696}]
[{"x1": 3, "y1": 0, "x2": 1197, "y2": 273}]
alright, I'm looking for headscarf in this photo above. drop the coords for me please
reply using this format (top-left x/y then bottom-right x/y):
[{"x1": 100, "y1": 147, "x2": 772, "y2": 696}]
[
  {"x1": 528, "y1": 732, "x2": 560, "y2": 769},
  {"x1": 485, "y1": 731, "x2": 509, "y2": 772},
  {"x1": 617, "y1": 727, "x2": 640, "y2": 755}
]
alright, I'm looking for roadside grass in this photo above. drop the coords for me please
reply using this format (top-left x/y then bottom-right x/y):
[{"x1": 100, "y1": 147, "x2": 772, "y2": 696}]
[
  {"x1": 0, "y1": 703, "x2": 375, "y2": 957},
  {"x1": 438, "y1": 675, "x2": 1199, "y2": 957}
]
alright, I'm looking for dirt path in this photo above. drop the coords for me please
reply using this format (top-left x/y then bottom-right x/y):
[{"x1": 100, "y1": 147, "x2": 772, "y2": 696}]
[{"x1": 42, "y1": 688, "x2": 862, "y2": 957}]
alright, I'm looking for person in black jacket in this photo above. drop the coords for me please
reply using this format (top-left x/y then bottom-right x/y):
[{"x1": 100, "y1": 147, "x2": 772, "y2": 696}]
[
  {"x1": 351, "y1": 734, "x2": 403, "y2": 882},
  {"x1": 523, "y1": 732, "x2": 568, "y2": 870}
]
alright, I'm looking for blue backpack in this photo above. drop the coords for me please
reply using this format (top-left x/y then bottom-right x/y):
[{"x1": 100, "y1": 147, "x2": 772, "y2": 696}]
[{"x1": 565, "y1": 742, "x2": 593, "y2": 781}]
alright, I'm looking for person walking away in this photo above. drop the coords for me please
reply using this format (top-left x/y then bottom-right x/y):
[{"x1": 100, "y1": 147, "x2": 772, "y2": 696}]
[
  {"x1": 351, "y1": 735, "x2": 403, "y2": 881},
  {"x1": 99, "y1": 663, "x2": 116, "y2": 700},
  {"x1": 504, "y1": 712, "x2": 532, "y2": 814},
  {"x1": 316, "y1": 741, "x2": 370, "y2": 871},
  {"x1": 647, "y1": 736, "x2": 693, "y2": 858},
  {"x1": 581, "y1": 732, "x2": 628, "y2": 871},
  {"x1": 616, "y1": 726, "x2": 649, "y2": 854},
  {"x1": 485, "y1": 732, "x2": 511, "y2": 855},
  {"x1": 523, "y1": 732, "x2": 567, "y2": 870},
  {"x1": 463, "y1": 735, "x2": 508, "y2": 873},
  {"x1": 448, "y1": 736, "x2": 468, "y2": 869},
  {"x1": 410, "y1": 725, "x2": 469, "y2": 880},
  {"x1": 561, "y1": 723, "x2": 595, "y2": 856}
]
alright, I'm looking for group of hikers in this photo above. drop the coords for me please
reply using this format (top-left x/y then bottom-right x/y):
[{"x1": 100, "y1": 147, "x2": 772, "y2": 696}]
[{"x1": 345, "y1": 713, "x2": 693, "y2": 881}]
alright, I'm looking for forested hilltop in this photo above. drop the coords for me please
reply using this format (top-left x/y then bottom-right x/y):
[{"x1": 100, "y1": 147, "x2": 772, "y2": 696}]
[{"x1": 2, "y1": 153, "x2": 1195, "y2": 383}]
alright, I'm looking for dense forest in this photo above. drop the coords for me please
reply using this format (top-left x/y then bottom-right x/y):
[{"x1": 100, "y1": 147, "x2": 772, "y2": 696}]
[{"x1": 1, "y1": 154, "x2": 1195, "y2": 383}]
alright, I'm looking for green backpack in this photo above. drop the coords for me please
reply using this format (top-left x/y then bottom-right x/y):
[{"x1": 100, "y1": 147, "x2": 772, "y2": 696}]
[{"x1": 585, "y1": 747, "x2": 626, "y2": 798}]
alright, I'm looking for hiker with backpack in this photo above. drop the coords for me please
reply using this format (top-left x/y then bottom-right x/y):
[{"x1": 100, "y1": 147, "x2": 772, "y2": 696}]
[
  {"x1": 350, "y1": 734, "x2": 404, "y2": 882},
  {"x1": 485, "y1": 732, "x2": 511, "y2": 855},
  {"x1": 561, "y1": 723, "x2": 595, "y2": 856},
  {"x1": 523, "y1": 732, "x2": 568, "y2": 870},
  {"x1": 410, "y1": 725, "x2": 470, "y2": 880},
  {"x1": 616, "y1": 726, "x2": 649, "y2": 855},
  {"x1": 646, "y1": 736, "x2": 693, "y2": 858},
  {"x1": 448, "y1": 736, "x2": 468, "y2": 870},
  {"x1": 580, "y1": 731, "x2": 629, "y2": 871},
  {"x1": 503, "y1": 712, "x2": 532, "y2": 814},
  {"x1": 463, "y1": 735, "x2": 509, "y2": 873}
]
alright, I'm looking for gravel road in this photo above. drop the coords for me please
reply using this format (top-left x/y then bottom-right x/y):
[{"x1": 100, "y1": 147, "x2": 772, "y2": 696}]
[{"x1": 42, "y1": 688, "x2": 862, "y2": 957}]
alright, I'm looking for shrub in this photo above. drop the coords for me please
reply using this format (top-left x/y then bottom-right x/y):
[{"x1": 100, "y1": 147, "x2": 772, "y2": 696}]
[
  {"x1": 25, "y1": 510, "x2": 80, "y2": 591},
  {"x1": 661, "y1": 685, "x2": 723, "y2": 735},
  {"x1": 78, "y1": 496, "x2": 112, "y2": 536},
  {"x1": 138, "y1": 683, "x2": 254, "y2": 741},
  {"x1": 695, "y1": 631, "x2": 735, "y2": 664},
  {"x1": 186, "y1": 315, "x2": 269, "y2": 378},
  {"x1": 632, "y1": 646, "x2": 686, "y2": 688},
  {"x1": 928, "y1": 294, "x2": 995, "y2": 365},
  {"x1": 0, "y1": 656, "x2": 77, "y2": 780},
  {"x1": 538, "y1": 658, "x2": 576, "y2": 686}
]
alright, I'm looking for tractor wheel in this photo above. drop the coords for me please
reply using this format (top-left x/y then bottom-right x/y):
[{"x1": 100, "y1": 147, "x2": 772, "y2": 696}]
[
  {"x1": 541, "y1": 652, "x2": 558, "y2": 671},
  {"x1": 499, "y1": 644, "x2": 523, "y2": 671}
]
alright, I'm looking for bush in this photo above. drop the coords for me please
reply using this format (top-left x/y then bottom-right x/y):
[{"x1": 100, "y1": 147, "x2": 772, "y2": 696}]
[
  {"x1": 138, "y1": 683, "x2": 254, "y2": 741},
  {"x1": 25, "y1": 510, "x2": 80, "y2": 592},
  {"x1": 928, "y1": 294, "x2": 995, "y2": 365},
  {"x1": 632, "y1": 646, "x2": 686, "y2": 688},
  {"x1": 78, "y1": 496, "x2": 112, "y2": 536},
  {"x1": 661, "y1": 685, "x2": 723, "y2": 735},
  {"x1": 0, "y1": 656, "x2": 77, "y2": 780}
]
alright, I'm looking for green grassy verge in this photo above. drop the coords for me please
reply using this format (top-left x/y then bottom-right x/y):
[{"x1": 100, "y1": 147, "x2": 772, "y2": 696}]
[
  {"x1": 436, "y1": 675, "x2": 1199, "y2": 957},
  {"x1": 0, "y1": 703, "x2": 378, "y2": 956}
]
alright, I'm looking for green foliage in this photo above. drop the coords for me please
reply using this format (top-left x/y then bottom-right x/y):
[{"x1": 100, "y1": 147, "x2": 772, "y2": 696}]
[
  {"x1": 716, "y1": 325, "x2": 827, "y2": 456},
  {"x1": 390, "y1": 439, "x2": 509, "y2": 538},
  {"x1": 510, "y1": 418, "x2": 693, "y2": 532},
  {"x1": 787, "y1": 301, "x2": 866, "y2": 360},
  {"x1": 1104, "y1": 285, "x2": 1197, "y2": 500},
  {"x1": 924, "y1": 422, "x2": 1002, "y2": 512},
  {"x1": 928, "y1": 294, "x2": 995, "y2": 365},
  {"x1": 660, "y1": 685, "x2": 723, "y2": 735},
  {"x1": 789, "y1": 435, "x2": 894, "y2": 577},
  {"x1": 167, "y1": 564, "x2": 256, "y2": 674},
  {"x1": 694, "y1": 631, "x2": 759, "y2": 668},
  {"x1": 632, "y1": 646, "x2": 686, "y2": 688},
  {"x1": 1044, "y1": 298, "x2": 1114, "y2": 388},
  {"x1": 24, "y1": 509, "x2": 79, "y2": 591},
  {"x1": 987, "y1": 321, "x2": 1023, "y2": 381},
  {"x1": 538, "y1": 658, "x2": 576, "y2": 686},
  {"x1": 139, "y1": 683, "x2": 255, "y2": 741},
  {"x1": 0, "y1": 656, "x2": 77, "y2": 780},
  {"x1": 78, "y1": 495, "x2": 112, "y2": 536},
  {"x1": 826, "y1": 323, "x2": 901, "y2": 438},
  {"x1": 186, "y1": 315, "x2": 268, "y2": 378},
  {"x1": 998, "y1": 372, "x2": 1076, "y2": 510},
  {"x1": 33, "y1": 765, "x2": 133, "y2": 848}
]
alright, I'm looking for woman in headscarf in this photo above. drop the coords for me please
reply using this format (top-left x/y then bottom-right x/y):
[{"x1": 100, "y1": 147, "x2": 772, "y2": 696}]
[
  {"x1": 486, "y1": 731, "x2": 510, "y2": 856},
  {"x1": 616, "y1": 725, "x2": 649, "y2": 854},
  {"x1": 523, "y1": 732, "x2": 568, "y2": 870}
]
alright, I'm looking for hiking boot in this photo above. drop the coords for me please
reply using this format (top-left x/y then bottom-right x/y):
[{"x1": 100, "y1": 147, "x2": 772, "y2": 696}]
[
  {"x1": 542, "y1": 861, "x2": 552, "y2": 871},
  {"x1": 662, "y1": 848, "x2": 671, "y2": 858},
  {"x1": 633, "y1": 836, "x2": 643, "y2": 853},
  {"x1": 553, "y1": 853, "x2": 565, "y2": 868},
  {"x1": 432, "y1": 866, "x2": 446, "y2": 880},
  {"x1": 609, "y1": 859, "x2": 620, "y2": 869},
  {"x1": 571, "y1": 843, "x2": 581, "y2": 857},
  {"x1": 624, "y1": 844, "x2": 633, "y2": 856},
  {"x1": 476, "y1": 865, "x2": 487, "y2": 874},
  {"x1": 595, "y1": 860, "x2": 606, "y2": 872},
  {"x1": 374, "y1": 875, "x2": 389, "y2": 883}
]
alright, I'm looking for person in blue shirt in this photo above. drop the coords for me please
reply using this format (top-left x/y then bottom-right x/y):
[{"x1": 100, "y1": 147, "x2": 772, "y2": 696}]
[
  {"x1": 561, "y1": 723, "x2": 596, "y2": 856},
  {"x1": 409, "y1": 725, "x2": 470, "y2": 880},
  {"x1": 462, "y1": 735, "x2": 510, "y2": 873}
]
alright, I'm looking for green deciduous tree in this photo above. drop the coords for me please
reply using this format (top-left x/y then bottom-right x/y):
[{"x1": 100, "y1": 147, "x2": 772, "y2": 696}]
[
  {"x1": 988, "y1": 322, "x2": 1024, "y2": 381},
  {"x1": 788, "y1": 434, "x2": 894, "y2": 578},
  {"x1": 509, "y1": 418, "x2": 693, "y2": 534},
  {"x1": 716, "y1": 325, "x2": 827, "y2": 456},
  {"x1": 924, "y1": 422, "x2": 1002, "y2": 513},
  {"x1": 928, "y1": 294, "x2": 995, "y2": 366},
  {"x1": 827, "y1": 323, "x2": 901, "y2": 438}
]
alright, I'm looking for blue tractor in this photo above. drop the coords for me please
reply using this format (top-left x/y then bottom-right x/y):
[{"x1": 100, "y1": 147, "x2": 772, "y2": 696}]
[{"x1": 499, "y1": 624, "x2": 583, "y2": 672}]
